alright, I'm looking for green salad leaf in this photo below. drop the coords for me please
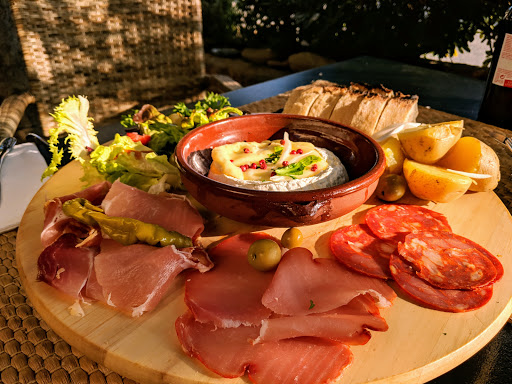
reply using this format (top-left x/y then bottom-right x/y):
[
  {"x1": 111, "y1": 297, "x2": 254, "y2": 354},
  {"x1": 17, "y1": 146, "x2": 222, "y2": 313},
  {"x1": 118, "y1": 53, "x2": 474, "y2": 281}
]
[
  {"x1": 42, "y1": 95, "x2": 99, "y2": 179},
  {"x1": 80, "y1": 134, "x2": 182, "y2": 192}
]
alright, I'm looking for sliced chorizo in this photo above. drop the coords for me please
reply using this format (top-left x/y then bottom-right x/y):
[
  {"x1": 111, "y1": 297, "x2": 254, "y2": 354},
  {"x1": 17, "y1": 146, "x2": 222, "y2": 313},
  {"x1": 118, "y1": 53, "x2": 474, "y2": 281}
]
[
  {"x1": 329, "y1": 224, "x2": 397, "y2": 279},
  {"x1": 365, "y1": 204, "x2": 451, "y2": 242},
  {"x1": 389, "y1": 253, "x2": 493, "y2": 312},
  {"x1": 398, "y1": 231, "x2": 499, "y2": 290}
]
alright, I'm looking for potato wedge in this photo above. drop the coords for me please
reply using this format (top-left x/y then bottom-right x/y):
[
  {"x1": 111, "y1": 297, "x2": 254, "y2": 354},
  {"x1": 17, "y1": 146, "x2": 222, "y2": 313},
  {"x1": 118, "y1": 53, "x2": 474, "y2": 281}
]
[
  {"x1": 380, "y1": 137, "x2": 405, "y2": 174},
  {"x1": 402, "y1": 158, "x2": 472, "y2": 203},
  {"x1": 436, "y1": 136, "x2": 500, "y2": 192},
  {"x1": 397, "y1": 120, "x2": 463, "y2": 164}
]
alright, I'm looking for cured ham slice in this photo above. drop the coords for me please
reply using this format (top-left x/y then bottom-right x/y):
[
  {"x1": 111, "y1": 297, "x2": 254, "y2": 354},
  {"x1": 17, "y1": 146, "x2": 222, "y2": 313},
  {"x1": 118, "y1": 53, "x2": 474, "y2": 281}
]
[
  {"x1": 329, "y1": 223, "x2": 397, "y2": 279},
  {"x1": 262, "y1": 247, "x2": 396, "y2": 316},
  {"x1": 398, "y1": 231, "x2": 500, "y2": 290},
  {"x1": 254, "y1": 294, "x2": 388, "y2": 345},
  {"x1": 101, "y1": 180, "x2": 204, "y2": 240},
  {"x1": 184, "y1": 233, "x2": 276, "y2": 327},
  {"x1": 175, "y1": 311, "x2": 353, "y2": 384},
  {"x1": 41, "y1": 181, "x2": 111, "y2": 247},
  {"x1": 365, "y1": 204, "x2": 451, "y2": 242},
  {"x1": 37, "y1": 233, "x2": 97, "y2": 299},
  {"x1": 94, "y1": 239, "x2": 213, "y2": 317},
  {"x1": 389, "y1": 253, "x2": 493, "y2": 312}
]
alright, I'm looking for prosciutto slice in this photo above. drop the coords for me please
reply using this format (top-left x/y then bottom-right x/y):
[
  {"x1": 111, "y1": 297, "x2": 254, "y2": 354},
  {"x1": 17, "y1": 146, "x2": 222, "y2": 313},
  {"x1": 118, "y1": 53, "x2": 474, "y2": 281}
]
[
  {"x1": 262, "y1": 247, "x2": 396, "y2": 316},
  {"x1": 37, "y1": 233, "x2": 97, "y2": 299},
  {"x1": 254, "y1": 294, "x2": 388, "y2": 345},
  {"x1": 94, "y1": 239, "x2": 213, "y2": 317},
  {"x1": 41, "y1": 181, "x2": 111, "y2": 247},
  {"x1": 176, "y1": 311, "x2": 353, "y2": 384},
  {"x1": 101, "y1": 180, "x2": 204, "y2": 240},
  {"x1": 184, "y1": 233, "x2": 276, "y2": 327}
]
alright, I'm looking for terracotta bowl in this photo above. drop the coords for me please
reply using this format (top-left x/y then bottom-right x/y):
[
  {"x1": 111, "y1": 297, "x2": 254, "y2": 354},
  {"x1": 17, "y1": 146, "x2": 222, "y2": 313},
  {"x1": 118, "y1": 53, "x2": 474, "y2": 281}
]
[{"x1": 175, "y1": 114, "x2": 385, "y2": 227}]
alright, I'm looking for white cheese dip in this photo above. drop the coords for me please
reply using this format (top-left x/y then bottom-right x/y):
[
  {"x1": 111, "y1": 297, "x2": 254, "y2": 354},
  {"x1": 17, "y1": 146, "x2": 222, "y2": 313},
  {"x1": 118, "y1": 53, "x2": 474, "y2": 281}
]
[{"x1": 208, "y1": 133, "x2": 349, "y2": 192}]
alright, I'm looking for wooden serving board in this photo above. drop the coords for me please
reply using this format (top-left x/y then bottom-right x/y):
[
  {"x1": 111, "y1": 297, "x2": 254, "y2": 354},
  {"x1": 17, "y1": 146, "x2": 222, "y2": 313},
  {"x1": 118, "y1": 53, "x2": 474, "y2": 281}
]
[{"x1": 16, "y1": 160, "x2": 512, "y2": 384}]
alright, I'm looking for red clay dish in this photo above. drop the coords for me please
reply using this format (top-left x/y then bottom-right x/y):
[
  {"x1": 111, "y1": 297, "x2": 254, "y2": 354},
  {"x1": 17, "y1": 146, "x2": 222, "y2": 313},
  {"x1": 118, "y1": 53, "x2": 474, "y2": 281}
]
[{"x1": 175, "y1": 114, "x2": 385, "y2": 227}]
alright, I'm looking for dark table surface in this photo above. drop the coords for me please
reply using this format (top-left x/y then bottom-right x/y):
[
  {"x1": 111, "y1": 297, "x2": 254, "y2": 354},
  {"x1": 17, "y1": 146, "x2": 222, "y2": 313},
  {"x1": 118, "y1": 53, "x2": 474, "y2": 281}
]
[
  {"x1": 223, "y1": 56, "x2": 511, "y2": 384},
  {"x1": 224, "y1": 55, "x2": 486, "y2": 120}
]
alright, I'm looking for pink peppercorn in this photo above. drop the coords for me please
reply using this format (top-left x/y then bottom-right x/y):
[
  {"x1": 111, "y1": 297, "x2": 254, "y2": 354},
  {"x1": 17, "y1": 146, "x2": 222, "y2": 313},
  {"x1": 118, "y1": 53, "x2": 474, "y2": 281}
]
[
  {"x1": 250, "y1": 163, "x2": 257, "y2": 169},
  {"x1": 230, "y1": 159, "x2": 234, "y2": 162},
  {"x1": 280, "y1": 140, "x2": 285, "y2": 145},
  {"x1": 240, "y1": 165, "x2": 249, "y2": 172},
  {"x1": 297, "y1": 148, "x2": 303, "y2": 154},
  {"x1": 311, "y1": 164, "x2": 318, "y2": 172},
  {"x1": 259, "y1": 160, "x2": 267, "y2": 170},
  {"x1": 271, "y1": 171, "x2": 276, "y2": 176},
  {"x1": 244, "y1": 148, "x2": 250, "y2": 153},
  {"x1": 290, "y1": 150, "x2": 296, "y2": 155},
  {"x1": 282, "y1": 161, "x2": 289, "y2": 167}
]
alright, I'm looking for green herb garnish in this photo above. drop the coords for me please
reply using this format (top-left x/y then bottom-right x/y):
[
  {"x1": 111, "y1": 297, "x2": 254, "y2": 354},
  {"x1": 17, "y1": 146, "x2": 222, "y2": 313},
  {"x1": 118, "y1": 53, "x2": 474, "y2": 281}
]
[
  {"x1": 275, "y1": 155, "x2": 321, "y2": 177},
  {"x1": 309, "y1": 300, "x2": 315, "y2": 310},
  {"x1": 264, "y1": 146, "x2": 283, "y2": 164}
]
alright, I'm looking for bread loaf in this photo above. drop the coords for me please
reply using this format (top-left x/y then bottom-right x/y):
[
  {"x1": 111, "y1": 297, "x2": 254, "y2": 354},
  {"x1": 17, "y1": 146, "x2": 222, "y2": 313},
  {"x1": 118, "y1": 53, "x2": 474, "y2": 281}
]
[{"x1": 283, "y1": 80, "x2": 419, "y2": 137}]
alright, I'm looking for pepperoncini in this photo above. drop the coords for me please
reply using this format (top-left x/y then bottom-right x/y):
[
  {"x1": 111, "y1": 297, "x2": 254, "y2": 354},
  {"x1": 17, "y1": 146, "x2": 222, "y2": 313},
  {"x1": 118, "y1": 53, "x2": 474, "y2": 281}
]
[{"x1": 61, "y1": 198, "x2": 193, "y2": 248}]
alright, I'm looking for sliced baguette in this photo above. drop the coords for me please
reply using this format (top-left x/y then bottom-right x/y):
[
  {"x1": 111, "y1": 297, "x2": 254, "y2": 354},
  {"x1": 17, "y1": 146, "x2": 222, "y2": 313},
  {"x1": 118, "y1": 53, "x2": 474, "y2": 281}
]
[
  {"x1": 328, "y1": 87, "x2": 364, "y2": 128},
  {"x1": 308, "y1": 86, "x2": 345, "y2": 119},
  {"x1": 350, "y1": 92, "x2": 391, "y2": 136},
  {"x1": 374, "y1": 92, "x2": 419, "y2": 133}
]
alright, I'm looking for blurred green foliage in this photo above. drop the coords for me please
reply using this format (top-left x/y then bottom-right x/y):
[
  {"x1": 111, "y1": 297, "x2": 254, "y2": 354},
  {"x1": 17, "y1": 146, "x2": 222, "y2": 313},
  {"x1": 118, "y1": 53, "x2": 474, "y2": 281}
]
[{"x1": 202, "y1": 0, "x2": 512, "y2": 65}]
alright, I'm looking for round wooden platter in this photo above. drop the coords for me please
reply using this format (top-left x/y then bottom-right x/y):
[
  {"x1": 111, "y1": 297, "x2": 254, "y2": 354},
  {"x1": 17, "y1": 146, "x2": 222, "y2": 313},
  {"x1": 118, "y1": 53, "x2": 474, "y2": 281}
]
[{"x1": 16, "y1": 161, "x2": 512, "y2": 384}]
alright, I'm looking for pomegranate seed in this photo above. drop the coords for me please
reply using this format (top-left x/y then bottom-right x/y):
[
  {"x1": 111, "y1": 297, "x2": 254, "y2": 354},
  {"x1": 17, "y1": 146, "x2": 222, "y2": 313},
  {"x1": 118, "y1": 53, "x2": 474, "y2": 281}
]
[
  {"x1": 297, "y1": 148, "x2": 303, "y2": 154},
  {"x1": 244, "y1": 148, "x2": 250, "y2": 153},
  {"x1": 311, "y1": 164, "x2": 318, "y2": 172},
  {"x1": 250, "y1": 163, "x2": 257, "y2": 169},
  {"x1": 280, "y1": 140, "x2": 285, "y2": 145},
  {"x1": 282, "y1": 161, "x2": 289, "y2": 167},
  {"x1": 290, "y1": 150, "x2": 296, "y2": 155}
]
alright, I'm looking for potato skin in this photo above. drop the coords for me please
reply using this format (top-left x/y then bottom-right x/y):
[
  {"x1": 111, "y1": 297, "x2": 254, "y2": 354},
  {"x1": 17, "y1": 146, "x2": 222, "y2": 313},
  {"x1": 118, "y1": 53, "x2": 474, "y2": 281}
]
[
  {"x1": 380, "y1": 137, "x2": 405, "y2": 174},
  {"x1": 402, "y1": 159, "x2": 472, "y2": 203},
  {"x1": 436, "y1": 137, "x2": 500, "y2": 192},
  {"x1": 398, "y1": 121, "x2": 463, "y2": 164}
]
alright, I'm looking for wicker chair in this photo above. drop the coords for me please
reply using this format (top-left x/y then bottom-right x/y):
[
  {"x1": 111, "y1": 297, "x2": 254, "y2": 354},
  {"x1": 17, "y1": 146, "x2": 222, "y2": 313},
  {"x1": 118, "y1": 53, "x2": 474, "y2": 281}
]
[{"x1": 6, "y1": 0, "x2": 240, "y2": 136}]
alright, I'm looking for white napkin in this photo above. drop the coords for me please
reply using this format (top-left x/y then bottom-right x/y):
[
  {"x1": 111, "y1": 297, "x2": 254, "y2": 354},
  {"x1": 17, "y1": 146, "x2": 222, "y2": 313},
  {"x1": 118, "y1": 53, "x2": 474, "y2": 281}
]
[{"x1": 0, "y1": 143, "x2": 47, "y2": 233}]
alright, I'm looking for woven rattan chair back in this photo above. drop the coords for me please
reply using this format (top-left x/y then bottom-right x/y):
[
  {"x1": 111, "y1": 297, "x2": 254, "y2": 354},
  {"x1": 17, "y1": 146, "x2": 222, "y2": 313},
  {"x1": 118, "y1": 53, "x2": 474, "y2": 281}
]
[{"x1": 9, "y1": 0, "x2": 206, "y2": 134}]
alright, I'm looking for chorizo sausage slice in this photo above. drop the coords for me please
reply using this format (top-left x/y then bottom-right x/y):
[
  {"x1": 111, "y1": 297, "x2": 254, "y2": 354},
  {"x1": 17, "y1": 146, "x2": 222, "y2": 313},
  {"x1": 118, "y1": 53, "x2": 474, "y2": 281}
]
[
  {"x1": 365, "y1": 204, "x2": 451, "y2": 242},
  {"x1": 389, "y1": 254, "x2": 493, "y2": 312},
  {"x1": 398, "y1": 231, "x2": 499, "y2": 290},
  {"x1": 329, "y1": 224, "x2": 397, "y2": 279}
]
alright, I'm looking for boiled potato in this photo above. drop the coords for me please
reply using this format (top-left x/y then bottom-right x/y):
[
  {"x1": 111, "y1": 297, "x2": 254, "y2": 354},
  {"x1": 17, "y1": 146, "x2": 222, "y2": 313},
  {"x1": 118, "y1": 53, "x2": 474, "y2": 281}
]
[
  {"x1": 436, "y1": 136, "x2": 500, "y2": 192},
  {"x1": 402, "y1": 158, "x2": 472, "y2": 203},
  {"x1": 398, "y1": 120, "x2": 463, "y2": 164},
  {"x1": 380, "y1": 137, "x2": 405, "y2": 174}
]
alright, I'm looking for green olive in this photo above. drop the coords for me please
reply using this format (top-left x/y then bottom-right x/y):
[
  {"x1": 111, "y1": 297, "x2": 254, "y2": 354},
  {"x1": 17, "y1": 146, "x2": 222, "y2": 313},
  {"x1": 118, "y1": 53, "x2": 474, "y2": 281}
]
[
  {"x1": 247, "y1": 239, "x2": 282, "y2": 271},
  {"x1": 376, "y1": 173, "x2": 407, "y2": 202},
  {"x1": 281, "y1": 227, "x2": 304, "y2": 249}
]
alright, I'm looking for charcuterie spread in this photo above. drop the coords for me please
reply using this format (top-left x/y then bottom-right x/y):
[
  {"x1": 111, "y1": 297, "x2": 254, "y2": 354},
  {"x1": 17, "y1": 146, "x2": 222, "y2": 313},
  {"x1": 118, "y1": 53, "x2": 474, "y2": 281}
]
[{"x1": 21, "y1": 84, "x2": 510, "y2": 384}]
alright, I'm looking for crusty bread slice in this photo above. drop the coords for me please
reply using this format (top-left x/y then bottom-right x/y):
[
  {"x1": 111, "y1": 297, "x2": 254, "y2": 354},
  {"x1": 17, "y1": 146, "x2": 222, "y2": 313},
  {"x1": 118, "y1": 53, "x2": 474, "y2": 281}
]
[
  {"x1": 282, "y1": 80, "x2": 338, "y2": 114},
  {"x1": 328, "y1": 87, "x2": 364, "y2": 128},
  {"x1": 374, "y1": 92, "x2": 419, "y2": 133},
  {"x1": 283, "y1": 84, "x2": 312, "y2": 113},
  {"x1": 308, "y1": 86, "x2": 344, "y2": 119},
  {"x1": 282, "y1": 86, "x2": 324, "y2": 115},
  {"x1": 350, "y1": 92, "x2": 391, "y2": 136}
]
